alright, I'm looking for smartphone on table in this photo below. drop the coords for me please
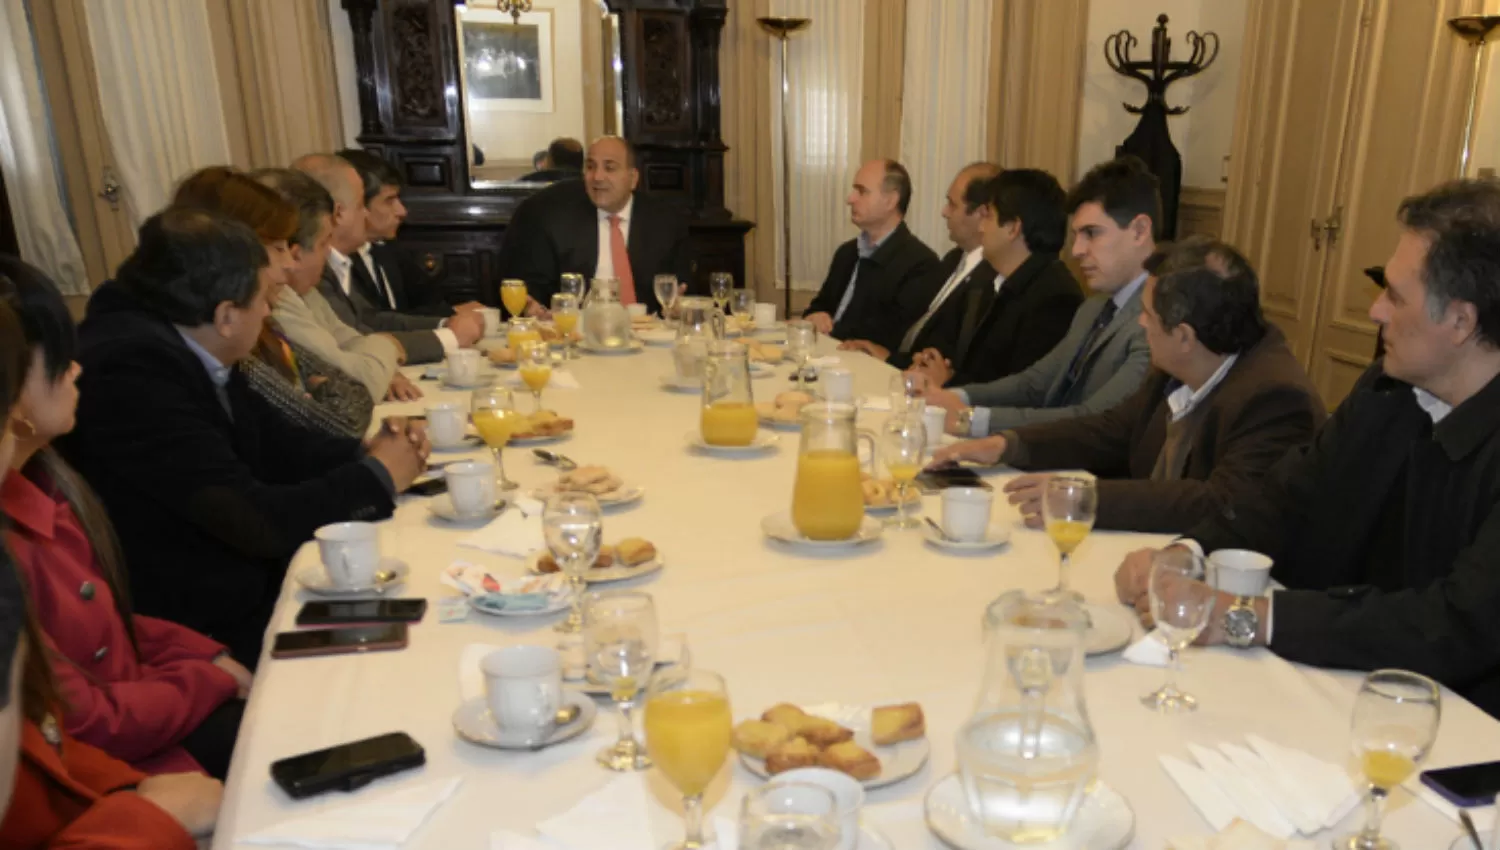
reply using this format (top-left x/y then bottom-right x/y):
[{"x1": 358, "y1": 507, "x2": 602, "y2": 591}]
[
  {"x1": 271, "y1": 732, "x2": 425, "y2": 799},
  {"x1": 270, "y1": 623, "x2": 409, "y2": 659},
  {"x1": 295, "y1": 599, "x2": 427, "y2": 628},
  {"x1": 914, "y1": 465, "x2": 993, "y2": 493},
  {"x1": 1420, "y1": 760, "x2": 1500, "y2": 807}
]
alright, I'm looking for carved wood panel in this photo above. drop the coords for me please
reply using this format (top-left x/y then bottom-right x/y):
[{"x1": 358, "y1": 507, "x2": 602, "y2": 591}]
[
  {"x1": 636, "y1": 13, "x2": 691, "y2": 134},
  {"x1": 382, "y1": 0, "x2": 455, "y2": 135}
]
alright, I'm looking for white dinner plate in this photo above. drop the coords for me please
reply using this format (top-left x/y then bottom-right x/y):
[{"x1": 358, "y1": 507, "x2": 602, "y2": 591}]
[
  {"x1": 738, "y1": 703, "x2": 931, "y2": 790},
  {"x1": 685, "y1": 431, "x2": 779, "y2": 456},
  {"x1": 430, "y1": 435, "x2": 483, "y2": 453},
  {"x1": 921, "y1": 523, "x2": 1012, "y2": 551},
  {"x1": 923, "y1": 773, "x2": 1135, "y2": 850},
  {"x1": 428, "y1": 494, "x2": 505, "y2": 524},
  {"x1": 509, "y1": 430, "x2": 574, "y2": 446},
  {"x1": 531, "y1": 482, "x2": 645, "y2": 508},
  {"x1": 295, "y1": 559, "x2": 409, "y2": 597},
  {"x1": 467, "y1": 591, "x2": 572, "y2": 618},
  {"x1": 1083, "y1": 603, "x2": 1135, "y2": 657},
  {"x1": 760, "y1": 512, "x2": 884, "y2": 549},
  {"x1": 452, "y1": 692, "x2": 597, "y2": 749},
  {"x1": 525, "y1": 550, "x2": 666, "y2": 584},
  {"x1": 580, "y1": 340, "x2": 645, "y2": 355}
]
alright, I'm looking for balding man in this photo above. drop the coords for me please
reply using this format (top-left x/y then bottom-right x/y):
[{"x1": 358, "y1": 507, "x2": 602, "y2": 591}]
[
  {"x1": 804, "y1": 160, "x2": 938, "y2": 352},
  {"x1": 497, "y1": 135, "x2": 691, "y2": 315},
  {"x1": 293, "y1": 153, "x2": 482, "y2": 364}
]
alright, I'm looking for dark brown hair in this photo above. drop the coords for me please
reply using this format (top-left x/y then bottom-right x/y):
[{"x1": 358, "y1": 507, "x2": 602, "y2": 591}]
[{"x1": 174, "y1": 166, "x2": 299, "y2": 244}]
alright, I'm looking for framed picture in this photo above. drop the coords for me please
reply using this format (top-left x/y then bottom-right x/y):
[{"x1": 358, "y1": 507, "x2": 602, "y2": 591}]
[{"x1": 456, "y1": 6, "x2": 555, "y2": 114}]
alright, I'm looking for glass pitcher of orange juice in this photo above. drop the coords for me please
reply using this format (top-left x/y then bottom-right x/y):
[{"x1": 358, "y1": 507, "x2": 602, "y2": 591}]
[
  {"x1": 699, "y1": 341, "x2": 757, "y2": 446},
  {"x1": 791, "y1": 402, "x2": 875, "y2": 540}
]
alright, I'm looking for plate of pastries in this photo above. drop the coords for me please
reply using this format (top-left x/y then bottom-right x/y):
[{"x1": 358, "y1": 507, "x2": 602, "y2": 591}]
[
  {"x1": 507, "y1": 410, "x2": 575, "y2": 444},
  {"x1": 755, "y1": 390, "x2": 814, "y2": 430},
  {"x1": 534, "y1": 465, "x2": 643, "y2": 506},
  {"x1": 528, "y1": 537, "x2": 662, "y2": 583},
  {"x1": 862, "y1": 474, "x2": 922, "y2": 514},
  {"x1": 733, "y1": 701, "x2": 930, "y2": 789}
]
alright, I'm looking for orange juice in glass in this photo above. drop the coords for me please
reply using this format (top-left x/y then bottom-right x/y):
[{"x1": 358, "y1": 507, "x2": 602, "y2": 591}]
[
  {"x1": 507, "y1": 317, "x2": 542, "y2": 358},
  {"x1": 500, "y1": 279, "x2": 528, "y2": 317},
  {"x1": 645, "y1": 668, "x2": 732, "y2": 850}
]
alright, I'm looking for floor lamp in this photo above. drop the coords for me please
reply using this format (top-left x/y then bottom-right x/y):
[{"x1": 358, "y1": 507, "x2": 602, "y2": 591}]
[
  {"x1": 1449, "y1": 15, "x2": 1500, "y2": 177},
  {"x1": 757, "y1": 15, "x2": 810, "y2": 319}
]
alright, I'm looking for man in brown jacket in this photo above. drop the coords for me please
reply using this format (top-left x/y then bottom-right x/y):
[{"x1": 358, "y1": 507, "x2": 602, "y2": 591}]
[{"x1": 931, "y1": 237, "x2": 1325, "y2": 533}]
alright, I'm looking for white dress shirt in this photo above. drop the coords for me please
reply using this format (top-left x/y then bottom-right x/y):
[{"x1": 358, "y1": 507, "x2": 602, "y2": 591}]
[
  {"x1": 327, "y1": 248, "x2": 355, "y2": 298},
  {"x1": 1165, "y1": 354, "x2": 1239, "y2": 422},
  {"x1": 899, "y1": 247, "x2": 985, "y2": 353},
  {"x1": 329, "y1": 246, "x2": 458, "y2": 353},
  {"x1": 358, "y1": 244, "x2": 397, "y2": 309},
  {"x1": 594, "y1": 196, "x2": 635, "y2": 282}
]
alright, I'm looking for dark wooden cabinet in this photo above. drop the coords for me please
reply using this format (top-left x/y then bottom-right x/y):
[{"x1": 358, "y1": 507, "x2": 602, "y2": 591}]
[{"x1": 340, "y1": 0, "x2": 752, "y2": 307}]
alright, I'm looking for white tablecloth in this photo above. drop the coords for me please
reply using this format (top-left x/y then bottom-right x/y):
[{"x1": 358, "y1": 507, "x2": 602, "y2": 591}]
[{"x1": 213, "y1": 341, "x2": 1499, "y2": 849}]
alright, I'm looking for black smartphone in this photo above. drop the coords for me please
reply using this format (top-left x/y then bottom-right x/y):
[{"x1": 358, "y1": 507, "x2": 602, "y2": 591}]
[
  {"x1": 270, "y1": 623, "x2": 409, "y2": 659},
  {"x1": 408, "y1": 477, "x2": 448, "y2": 497},
  {"x1": 914, "y1": 466, "x2": 992, "y2": 493},
  {"x1": 296, "y1": 599, "x2": 428, "y2": 627},
  {"x1": 1420, "y1": 760, "x2": 1500, "y2": 807},
  {"x1": 271, "y1": 732, "x2": 426, "y2": 799}
]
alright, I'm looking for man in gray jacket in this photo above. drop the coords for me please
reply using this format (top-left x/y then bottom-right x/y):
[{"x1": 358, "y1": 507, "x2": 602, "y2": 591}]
[{"x1": 921, "y1": 156, "x2": 1157, "y2": 436}]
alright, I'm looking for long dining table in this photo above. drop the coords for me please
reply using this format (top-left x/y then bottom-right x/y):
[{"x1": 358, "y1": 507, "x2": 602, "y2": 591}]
[{"x1": 213, "y1": 334, "x2": 1500, "y2": 849}]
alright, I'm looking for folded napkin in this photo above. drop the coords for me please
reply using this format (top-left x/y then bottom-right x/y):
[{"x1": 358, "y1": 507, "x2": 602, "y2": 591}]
[
  {"x1": 807, "y1": 355, "x2": 840, "y2": 368},
  {"x1": 457, "y1": 498, "x2": 546, "y2": 558},
  {"x1": 859, "y1": 395, "x2": 893, "y2": 412},
  {"x1": 1122, "y1": 628, "x2": 1171, "y2": 666},
  {"x1": 1161, "y1": 736, "x2": 1359, "y2": 839},
  {"x1": 490, "y1": 777, "x2": 741, "y2": 850},
  {"x1": 1167, "y1": 819, "x2": 1318, "y2": 850},
  {"x1": 241, "y1": 776, "x2": 462, "y2": 850},
  {"x1": 503, "y1": 371, "x2": 581, "y2": 390}
]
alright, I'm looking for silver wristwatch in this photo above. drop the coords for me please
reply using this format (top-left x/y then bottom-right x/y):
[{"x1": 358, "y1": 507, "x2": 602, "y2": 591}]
[
  {"x1": 955, "y1": 407, "x2": 974, "y2": 436},
  {"x1": 1223, "y1": 595, "x2": 1259, "y2": 648}
]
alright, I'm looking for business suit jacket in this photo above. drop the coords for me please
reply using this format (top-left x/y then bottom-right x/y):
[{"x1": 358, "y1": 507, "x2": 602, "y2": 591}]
[
  {"x1": 496, "y1": 179, "x2": 692, "y2": 314},
  {"x1": 886, "y1": 248, "x2": 997, "y2": 369},
  {"x1": 59, "y1": 282, "x2": 395, "y2": 664},
  {"x1": 271, "y1": 287, "x2": 400, "y2": 399},
  {"x1": 803, "y1": 221, "x2": 939, "y2": 352},
  {"x1": 369, "y1": 242, "x2": 449, "y2": 317},
  {"x1": 947, "y1": 252, "x2": 1083, "y2": 386},
  {"x1": 1187, "y1": 365, "x2": 1500, "y2": 717},
  {"x1": 962, "y1": 285, "x2": 1152, "y2": 432},
  {"x1": 1004, "y1": 327, "x2": 1323, "y2": 532},
  {"x1": 318, "y1": 265, "x2": 445, "y2": 364}
]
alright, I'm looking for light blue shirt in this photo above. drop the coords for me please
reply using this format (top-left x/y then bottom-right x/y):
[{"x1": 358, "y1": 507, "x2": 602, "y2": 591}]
[
  {"x1": 832, "y1": 228, "x2": 894, "y2": 324},
  {"x1": 176, "y1": 328, "x2": 233, "y2": 419}
]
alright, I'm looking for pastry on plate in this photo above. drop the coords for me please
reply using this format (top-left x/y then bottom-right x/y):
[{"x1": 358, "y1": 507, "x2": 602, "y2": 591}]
[
  {"x1": 558, "y1": 465, "x2": 623, "y2": 495},
  {"x1": 871, "y1": 702, "x2": 925, "y2": 745},
  {"x1": 818, "y1": 740, "x2": 881, "y2": 780},
  {"x1": 761, "y1": 703, "x2": 808, "y2": 730},
  {"x1": 795, "y1": 715, "x2": 854, "y2": 748},
  {"x1": 732, "y1": 720, "x2": 791, "y2": 758},
  {"x1": 615, "y1": 537, "x2": 657, "y2": 566},
  {"x1": 764, "y1": 736, "x2": 820, "y2": 775},
  {"x1": 487, "y1": 347, "x2": 517, "y2": 366}
]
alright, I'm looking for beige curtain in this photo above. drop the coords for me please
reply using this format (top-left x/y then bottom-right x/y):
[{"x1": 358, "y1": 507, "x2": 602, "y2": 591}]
[
  {"x1": 861, "y1": 0, "x2": 906, "y2": 164},
  {"x1": 900, "y1": 0, "x2": 994, "y2": 252},
  {"x1": 721, "y1": 0, "x2": 777, "y2": 303},
  {"x1": 208, "y1": 0, "x2": 344, "y2": 168},
  {"x1": 987, "y1": 0, "x2": 1090, "y2": 182}
]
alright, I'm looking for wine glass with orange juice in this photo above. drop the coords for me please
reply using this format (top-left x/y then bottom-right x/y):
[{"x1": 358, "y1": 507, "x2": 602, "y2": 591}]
[
  {"x1": 699, "y1": 341, "x2": 759, "y2": 447},
  {"x1": 551, "y1": 293, "x2": 580, "y2": 359},
  {"x1": 470, "y1": 384, "x2": 522, "y2": 491},
  {"x1": 1040, "y1": 473, "x2": 1097, "y2": 601},
  {"x1": 881, "y1": 411, "x2": 926, "y2": 529},
  {"x1": 645, "y1": 668, "x2": 733, "y2": 850},
  {"x1": 1338, "y1": 670, "x2": 1440, "y2": 850},
  {"x1": 507, "y1": 317, "x2": 542, "y2": 359},
  {"x1": 500, "y1": 278, "x2": 529, "y2": 319},
  {"x1": 519, "y1": 342, "x2": 552, "y2": 412}
]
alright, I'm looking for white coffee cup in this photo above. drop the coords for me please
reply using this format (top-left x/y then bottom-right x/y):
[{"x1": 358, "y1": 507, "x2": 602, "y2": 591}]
[
  {"x1": 754, "y1": 302, "x2": 777, "y2": 327},
  {"x1": 446, "y1": 349, "x2": 482, "y2": 386},
  {"x1": 941, "y1": 487, "x2": 993, "y2": 543},
  {"x1": 823, "y1": 368, "x2": 854, "y2": 403},
  {"x1": 444, "y1": 460, "x2": 497, "y2": 516},
  {"x1": 1209, "y1": 549, "x2": 1274, "y2": 596},
  {"x1": 480, "y1": 307, "x2": 503, "y2": 335},
  {"x1": 771, "y1": 768, "x2": 865, "y2": 850},
  {"x1": 425, "y1": 402, "x2": 468, "y2": 448},
  {"x1": 923, "y1": 405, "x2": 946, "y2": 446},
  {"x1": 627, "y1": 303, "x2": 648, "y2": 318},
  {"x1": 314, "y1": 521, "x2": 380, "y2": 588},
  {"x1": 481, "y1": 646, "x2": 563, "y2": 742}
]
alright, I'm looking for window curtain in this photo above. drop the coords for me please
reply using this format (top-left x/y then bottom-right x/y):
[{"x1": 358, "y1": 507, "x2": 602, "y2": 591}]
[
  {"x1": 768, "y1": 0, "x2": 865, "y2": 292},
  {"x1": 899, "y1": 0, "x2": 994, "y2": 253},
  {"x1": 82, "y1": 0, "x2": 234, "y2": 227},
  {"x1": 0, "y1": 0, "x2": 89, "y2": 294},
  {"x1": 721, "y1": 0, "x2": 777, "y2": 304}
]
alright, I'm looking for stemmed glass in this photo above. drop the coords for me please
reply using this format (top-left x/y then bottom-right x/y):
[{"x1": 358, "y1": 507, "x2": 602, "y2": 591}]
[
  {"x1": 1040, "y1": 473, "x2": 1097, "y2": 601},
  {"x1": 1140, "y1": 548, "x2": 1218, "y2": 713},
  {"x1": 889, "y1": 371, "x2": 927, "y2": 415},
  {"x1": 786, "y1": 319, "x2": 817, "y2": 393},
  {"x1": 731, "y1": 289, "x2": 756, "y2": 326},
  {"x1": 519, "y1": 342, "x2": 552, "y2": 412},
  {"x1": 551, "y1": 293, "x2": 580, "y2": 359},
  {"x1": 881, "y1": 412, "x2": 926, "y2": 529},
  {"x1": 543, "y1": 491, "x2": 602, "y2": 634},
  {"x1": 645, "y1": 667, "x2": 733, "y2": 850},
  {"x1": 709, "y1": 272, "x2": 733, "y2": 314},
  {"x1": 469, "y1": 384, "x2": 521, "y2": 491},
  {"x1": 560, "y1": 273, "x2": 586, "y2": 302},
  {"x1": 654, "y1": 274, "x2": 680, "y2": 318},
  {"x1": 739, "y1": 783, "x2": 841, "y2": 850},
  {"x1": 1337, "y1": 670, "x2": 1441, "y2": 850},
  {"x1": 584, "y1": 591, "x2": 658, "y2": 771},
  {"x1": 500, "y1": 278, "x2": 529, "y2": 319}
]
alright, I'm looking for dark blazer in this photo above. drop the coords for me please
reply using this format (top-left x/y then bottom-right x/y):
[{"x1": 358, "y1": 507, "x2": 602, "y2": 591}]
[
  {"x1": 58, "y1": 282, "x2": 395, "y2": 665},
  {"x1": 496, "y1": 179, "x2": 692, "y2": 315},
  {"x1": 948, "y1": 252, "x2": 1083, "y2": 386},
  {"x1": 803, "y1": 221, "x2": 939, "y2": 352},
  {"x1": 1005, "y1": 326, "x2": 1323, "y2": 532},
  {"x1": 369, "y1": 242, "x2": 449, "y2": 316},
  {"x1": 518, "y1": 167, "x2": 581, "y2": 184},
  {"x1": 1188, "y1": 364, "x2": 1500, "y2": 717},
  {"x1": 887, "y1": 248, "x2": 997, "y2": 369},
  {"x1": 317, "y1": 265, "x2": 446, "y2": 364}
]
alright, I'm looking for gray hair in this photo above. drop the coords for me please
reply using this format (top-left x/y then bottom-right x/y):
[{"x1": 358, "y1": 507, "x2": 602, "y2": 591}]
[{"x1": 249, "y1": 168, "x2": 334, "y2": 251}]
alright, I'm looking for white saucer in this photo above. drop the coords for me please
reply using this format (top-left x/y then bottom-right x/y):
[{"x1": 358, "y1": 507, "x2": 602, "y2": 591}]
[
  {"x1": 468, "y1": 592, "x2": 572, "y2": 617},
  {"x1": 452, "y1": 692, "x2": 597, "y2": 749},
  {"x1": 685, "y1": 431, "x2": 779, "y2": 456},
  {"x1": 509, "y1": 431, "x2": 573, "y2": 446},
  {"x1": 1083, "y1": 603, "x2": 1135, "y2": 657},
  {"x1": 430, "y1": 435, "x2": 483, "y2": 453},
  {"x1": 924, "y1": 773, "x2": 1135, "y2": 850},
  {"x1": 921, "y1": 523, "x2": 1012, "y2": 551},
  {"x1": 864, "y1": 497, "x2": 922, "y2": 516},
  {"x1": 428, "y1": 494, "x2": 504, "y2": 523},
  {"x1": 526, "y1": 551, "x2": 666, "y2": 584},
  {"x1": 760, "y1": 511, "x2": 883, "y2": 549},
  {"x1": 295, "y1": 559, "x2": 409, "y2": 597},
  {"x1": 738, "y1": 703, "x2": 929, "y2": 790},
  {"x1": 580, "y1": 340, "x2": 645, "y2": 355},
  {"x1": 531, "y1": 483, "x2": 645, "y2": 508}
]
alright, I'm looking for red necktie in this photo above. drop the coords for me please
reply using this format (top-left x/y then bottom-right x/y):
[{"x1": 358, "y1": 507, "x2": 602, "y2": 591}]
[{"x1": 609, "y1": 214, "x2": 636, "y2": 305}]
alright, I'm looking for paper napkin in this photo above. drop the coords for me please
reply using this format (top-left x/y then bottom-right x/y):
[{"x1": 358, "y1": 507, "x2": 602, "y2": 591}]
[
  {"x1": 1166, "y1": 820, "x2": 1319, "y2": 850},
  {"x1": 457, "y1": 498, "x2": 546, "y2": 557},
  {"x1": 1122, "y1": 628, "x2": 1171, "y2": 666},
  {"x1": 241, "y1": 776, "x2": 462, "y2": 850},
  {"x1": 1161, "y1": 736, "x2": 1359, "y2": 840}
]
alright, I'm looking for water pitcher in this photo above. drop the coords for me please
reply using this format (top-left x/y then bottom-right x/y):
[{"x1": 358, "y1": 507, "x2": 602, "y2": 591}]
[
  {"x1": 790, "y1": 402, "x2": 875, "y2": 541},
  {"x1": 959, "y1": 591, "x2": 1098, "y2": 843},
  {"x1": 699, "y1": 341, "x2": 757, "y2": 446},
  {"x1": 582, "y1": 277, "x2": 632, "y2": 349},
  {"x1": 673, "y1": 296, "x2": 724, "y2": 381}
]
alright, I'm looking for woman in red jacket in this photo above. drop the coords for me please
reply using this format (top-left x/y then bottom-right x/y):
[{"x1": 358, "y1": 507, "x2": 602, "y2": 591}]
[{"x1": 0, "y1": 256, "x2": 249, "y2": 780}]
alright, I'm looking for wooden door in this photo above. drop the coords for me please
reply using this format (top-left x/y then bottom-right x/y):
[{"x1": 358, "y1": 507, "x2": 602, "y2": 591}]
[{"x1": 1304, "y1": 0, "x2": 1480, "y2": 405}]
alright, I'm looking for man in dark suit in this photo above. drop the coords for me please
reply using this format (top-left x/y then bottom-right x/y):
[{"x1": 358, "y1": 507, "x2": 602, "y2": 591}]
[
  {"x1": 935, "y1": 237, "x2": 1323, "y2": 533},
  {"x1": 58, "y1": 209, "x2": 428, "y2": 664},
  {"x1": 837, "y1": 162, "x2": 999, "y2": 366},
  {"x1": 909, "y1": 168, "x2": 1083, "y2": 387},
  {"x1": 497, "y1": 135, "x2": 692, "y2": 316},
  {"x1": 803, "y1": 160, "x2": 938, "y2": 351},
  {"x1": 518, "y1": 137, "x2": 584, "y2": 184},
  {"x1": 1114, "y1": 179, "x2": 1500, "y2": 718}
]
